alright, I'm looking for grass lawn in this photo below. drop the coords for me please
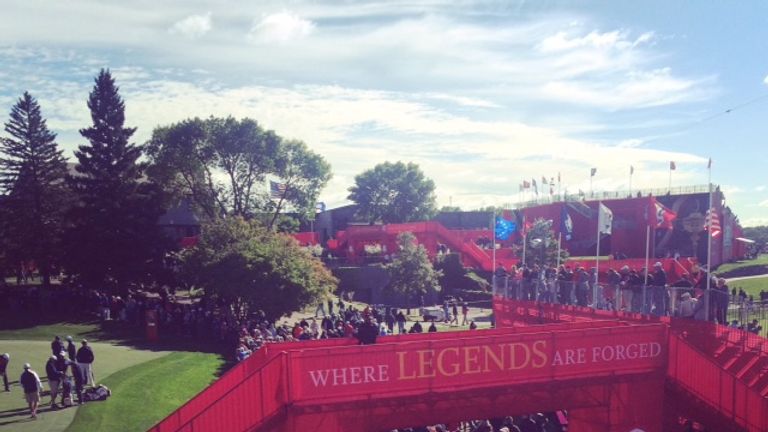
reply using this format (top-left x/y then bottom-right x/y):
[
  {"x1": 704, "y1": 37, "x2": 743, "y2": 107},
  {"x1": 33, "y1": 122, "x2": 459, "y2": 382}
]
[
  {"x1": 66, "y1": 352, "x2": 224, "y2": 432},
  {"x1": 716, "y1": 254, "x2": 768, "y2": 278},
  {"x1": 0, "y1": 340, "x2": 169, "y2": 432},
  {"x1": 0, "y1": 322, "x2": 102, "y2": 343},
  {"x1": 729, "y1": 276, "x2": 768, "y2": 298}
]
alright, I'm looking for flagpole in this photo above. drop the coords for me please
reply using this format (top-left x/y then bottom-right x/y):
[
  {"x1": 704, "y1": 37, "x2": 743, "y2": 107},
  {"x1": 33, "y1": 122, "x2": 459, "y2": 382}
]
[
  {"x1": 705, "y1": 160, "x2": 713, "y2": 322},
  {"x1": 629, "y1": 167, "x2": 633, "y2": 197},
  {"x1": 521, "y1": 214, "x2": 527, "y2": 268},
  {"x1": 595, "y1": 201, "x2": 601, "y2": 308},
  {"x1": 644, "y1": 225, "x2": 651, "y2": 285},
  {"x1": 668, "y1": 167, "x2": 672, "y2": 192},
  {"x1": 492, "y1": 213, "x2": 497, "y2": 272}
]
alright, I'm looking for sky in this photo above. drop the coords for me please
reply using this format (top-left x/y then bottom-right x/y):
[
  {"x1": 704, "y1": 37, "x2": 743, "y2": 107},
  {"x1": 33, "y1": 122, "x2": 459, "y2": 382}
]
[{"x1": 1, "y1": 1, "x2": 767, "y2": 226}]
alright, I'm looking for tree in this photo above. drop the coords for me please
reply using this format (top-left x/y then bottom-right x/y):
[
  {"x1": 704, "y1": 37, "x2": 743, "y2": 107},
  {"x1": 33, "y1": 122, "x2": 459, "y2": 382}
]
[
  {"x1": 348, "y1": 161, "x2": 437, "y2": 224},
  {"x1": 742, "y1": 226, "x2": 768, "y2": 256},
  {"x1": 517, "y1": 218, "x2": 569, "y2": 267},
  {"x1": 64, "y1": 69, "x2": 169, "y2": 290},
  {"x1": 267, "y1": 139, "x2": 332, "y2": 229},
  {"x1": 145, "y1": 117, "x2": 330, "y2": 225},
  {"x1": 182, "y1": 217, "x2": 337, "y2": 321},
  {"x1": 0, "y1": 92, "x2": 69, "y2": 285},
  {"x1": 385, "y1": 232, "x2": 442, "y2": 305}
]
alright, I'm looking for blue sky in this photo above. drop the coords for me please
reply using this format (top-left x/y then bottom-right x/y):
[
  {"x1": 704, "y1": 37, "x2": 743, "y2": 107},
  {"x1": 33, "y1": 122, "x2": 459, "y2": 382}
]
[{"x1": 1, "y1": 1, "x2": 767, "y2": 225}]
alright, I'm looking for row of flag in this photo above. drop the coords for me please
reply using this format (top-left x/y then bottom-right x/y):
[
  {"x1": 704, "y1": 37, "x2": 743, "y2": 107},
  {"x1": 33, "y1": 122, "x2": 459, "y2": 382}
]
[{"x1": 494, "y1": 199, "x2": 719, "y2": 241}]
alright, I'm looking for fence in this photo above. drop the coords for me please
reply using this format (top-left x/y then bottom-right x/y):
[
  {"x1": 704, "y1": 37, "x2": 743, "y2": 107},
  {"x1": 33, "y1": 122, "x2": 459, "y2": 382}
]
[
  {"x1": 515, "y1": 184, "x2": 711, "y2": 208},
  {"x1": 668, "y1": 323, "x2": 768, "y2": 431},
  {"x1": 492, "y1": 276, "x2": 766, "y2": 333}
]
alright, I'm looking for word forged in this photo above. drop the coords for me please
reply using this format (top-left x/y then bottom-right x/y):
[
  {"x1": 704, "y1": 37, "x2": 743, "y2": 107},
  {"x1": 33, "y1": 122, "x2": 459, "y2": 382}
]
[{"x1": 308, "y1": 340, "x2": 662, "y2": 388}]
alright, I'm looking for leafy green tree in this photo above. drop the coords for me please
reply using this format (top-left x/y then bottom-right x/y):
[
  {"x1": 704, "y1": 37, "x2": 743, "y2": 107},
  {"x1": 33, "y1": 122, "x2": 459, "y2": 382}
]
[
  {"x1": 439, "y1": 205, "x2": 462, "y2": 212},
  {"x1": 64, "y1": 69, "x2": 169, "y2": 290},
  {"x1": 742, "y1": 226, "x2": 768, "y2": 255},
  {"x1": 146, "y1": 117, "x2": 330, "y2": 226},
  {"x1": 182, "y1": 217, "x2": 337, "y2": 320},
  {"x1": 348, "y1": 161, "x2": 437, "y2": 224},
  {"x1": 517, "y1": 218, "x2": 568, "y2": 267},
  {"x1": 385, "y1": 232, "x2": 442, "y2": 306},
  {"x1": 0, "y1": 92, "x2": 69, "y2": 285},
  {"x1": 267, "y1": 139, "x2": 332, "y2": 229}
]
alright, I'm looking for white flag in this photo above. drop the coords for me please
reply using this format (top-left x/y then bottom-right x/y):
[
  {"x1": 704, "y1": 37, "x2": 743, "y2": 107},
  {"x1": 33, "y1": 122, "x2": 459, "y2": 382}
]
[{"x1": 598, "y1": 203, "x2": 613, "y2": 235}]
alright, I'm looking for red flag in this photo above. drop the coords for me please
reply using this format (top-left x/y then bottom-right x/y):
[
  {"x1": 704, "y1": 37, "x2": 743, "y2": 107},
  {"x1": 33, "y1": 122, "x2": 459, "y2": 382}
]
[
  {"x1": 707, "y1": 158, "x2": 712, "y2": 169},
  {"x1": 590, "y1": 168, "x2": 597, "y2": 177},
  {"x1": 670, "y1": 161, "x2": 676, "y2": 170},
  {"x1": 654, "y1": 201, "x2": 676, "y2": 229},
  {"x1": 523, "y1": 180, "x2": 531, "y2": 189}
]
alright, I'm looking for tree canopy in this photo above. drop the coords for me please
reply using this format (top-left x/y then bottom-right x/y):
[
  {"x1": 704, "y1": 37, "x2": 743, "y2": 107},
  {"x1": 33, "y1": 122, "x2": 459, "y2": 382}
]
[
  {"x1": 64, "y1": 69, "x2": 169, "y2": 290},
  {"x1": 385, "y1": 232, "x2": 442, "y2": 304},
  {"x1": 145, "y1": 117, "x2": 331, "y2": 227},
  {"x1": 348, "y1": 161, "x2": 437, "y2": 224},
  {"x1": 0, "y1": 92, "x2": 69, "y2": 284},
  {"x1": 182, "y1": 217, "x2": 337, "y2": 321},
  {"x1": 517, "y1": 218, "x2": 568, "y2": 267}
]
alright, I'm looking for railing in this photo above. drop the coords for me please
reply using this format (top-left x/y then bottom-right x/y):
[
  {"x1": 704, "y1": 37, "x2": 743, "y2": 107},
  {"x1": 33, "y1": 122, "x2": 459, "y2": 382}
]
[
  {"x1": 492, "y1": 278, "x2": 763, "y2": 331},
  {"x1": 515, "y1": 184, "x2": 712, "y2": 208},
  {"x1": 668, "y1": 329, "x2": 768, "y2": 431}
]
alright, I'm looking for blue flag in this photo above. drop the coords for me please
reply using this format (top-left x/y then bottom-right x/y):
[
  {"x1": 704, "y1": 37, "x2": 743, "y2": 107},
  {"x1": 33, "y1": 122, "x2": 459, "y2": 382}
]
[
  {"x1": 495, "y1": 216, "x2": 516, "y2": 241},
  {"x1": 561, "y1": 206, "x2": 573, "y2": 241}
]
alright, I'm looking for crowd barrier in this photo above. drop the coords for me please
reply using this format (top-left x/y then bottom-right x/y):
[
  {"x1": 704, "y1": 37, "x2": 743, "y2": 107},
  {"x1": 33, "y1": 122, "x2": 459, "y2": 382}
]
[{"x1": 491, "y1": 276, "x2": 763, "y2": 326}]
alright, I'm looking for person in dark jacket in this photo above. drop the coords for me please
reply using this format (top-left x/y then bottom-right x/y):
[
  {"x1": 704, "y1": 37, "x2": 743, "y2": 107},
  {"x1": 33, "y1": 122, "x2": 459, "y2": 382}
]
[
  {"x1": 20, "y1": 363, "x2": 42, "y2": 419},
  {"x1": 45, "y1": 355, "x2": 63, "y2": 408},
  {"x1": 428, "y1": 321, "x2": 438, "y2": 332},
  {"x1": 66, "y1": 336, "x2": 77, "y2": 361},
  {"x1": 0, "y1": 353, "x2": 9, "y2": 391},
  {"x1": 76, "y1": 340, "x2": 95, "y2": 386},
  {"x1": 51, "y1": 336, "x2": 64, "y2": 357},
  {"x1": 355, "y1": 317, "x2": 378, "y2": 345}
]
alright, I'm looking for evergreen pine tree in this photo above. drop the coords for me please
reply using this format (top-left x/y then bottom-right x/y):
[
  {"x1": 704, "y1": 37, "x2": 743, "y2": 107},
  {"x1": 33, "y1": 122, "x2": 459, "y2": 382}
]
[
  {"x1": 65, "y1": 69, "x2": 168, "y2": 290},
  {"x1": 0, "y1": 92, "x2": 69, "y2": 285}
]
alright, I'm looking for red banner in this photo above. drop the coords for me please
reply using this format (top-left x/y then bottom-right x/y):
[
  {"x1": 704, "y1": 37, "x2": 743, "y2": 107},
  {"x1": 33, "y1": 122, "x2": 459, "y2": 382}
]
[{"x1": 289, "y1": 324, "x2": 665, "y2": 402}]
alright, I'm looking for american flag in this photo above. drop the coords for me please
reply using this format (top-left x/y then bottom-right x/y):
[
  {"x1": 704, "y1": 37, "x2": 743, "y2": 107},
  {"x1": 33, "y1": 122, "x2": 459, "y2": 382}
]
[
  {"x1": 705, "y1": 208, "x2": 721, "y2": 237},
  {"x1": 270, "y1": 181, "x2": 287, "y2": 199}
]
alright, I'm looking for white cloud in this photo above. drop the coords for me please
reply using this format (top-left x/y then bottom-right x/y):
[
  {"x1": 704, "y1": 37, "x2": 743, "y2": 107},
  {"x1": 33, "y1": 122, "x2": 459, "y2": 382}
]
[
  {"x1": 764, "y1": 75, "x2": 768, "y2": 86},
  {"x1": 758, "y1": 199, "x2": 768, "y2": 208},
  {"x1": 247, "y1": 12, "x2": 315, "y2": 44},
  {"x1": 741, "y1": 217, "x2": 768, "y2": 227},
  {"x1": 755, "y1": 186, "x2": 766, "y2": 192},
  {"x1": 538, "y1": 30, "x2": 653, "y2": 53},
  {"x1": 542, "y1": 68, "x2": 711, "y2": 110},
  {"x1": 169, "y1": 12, "x2": 212, "y2": 39}
]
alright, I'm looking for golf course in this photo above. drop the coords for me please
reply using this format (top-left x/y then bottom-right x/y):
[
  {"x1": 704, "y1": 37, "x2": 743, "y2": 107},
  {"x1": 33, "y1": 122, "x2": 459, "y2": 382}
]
[{"x1": 0, "y1": 321, "x2": 225, "y2": 432}]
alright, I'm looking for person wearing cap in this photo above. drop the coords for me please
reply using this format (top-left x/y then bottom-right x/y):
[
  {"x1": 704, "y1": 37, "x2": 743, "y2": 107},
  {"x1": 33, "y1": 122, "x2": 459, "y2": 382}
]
[
  {"x1": 677, "y1": 292, "x2": 697, "y2": 318},
  {"x1": 46, "y1": 355, "x2": 64, "y2": 408},
  {"x1": 0, "y1": 353, "x2": 9, "y2": 391},
  {"x1": 20, "y1": 363, "x2": 43, "y2": 419},
  {"x1": 76, "y1": 339, "x2": 95, "y2": 386},
  {"x1": 66, "y1": 336, "x2": 77, "y2": 361}
]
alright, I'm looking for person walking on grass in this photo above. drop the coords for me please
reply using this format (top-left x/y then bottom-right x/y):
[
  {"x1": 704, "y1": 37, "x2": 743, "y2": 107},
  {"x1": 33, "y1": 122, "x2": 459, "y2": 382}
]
[
  {"x1": 450, "y1": 302, "x2": 459, "y2": 326},
  {"x1": 461, "y1": 302, "x2": 469, "y2": 326},
  {"x1": 20, "y1": 363, "x2": 42, "y2": 419}
]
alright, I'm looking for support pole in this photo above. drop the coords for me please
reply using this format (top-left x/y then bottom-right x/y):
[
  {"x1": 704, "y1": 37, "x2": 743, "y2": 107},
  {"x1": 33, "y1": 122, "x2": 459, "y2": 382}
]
[
  {"x1": 705, "y1": 163, "x2": 713, "y2": 322},
  {"x1": 556, "y1": 232, "x2": 562, "y2": 268},
  {"x1": 595, "y1": 201, "x2": 601, "y2": 308}
]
